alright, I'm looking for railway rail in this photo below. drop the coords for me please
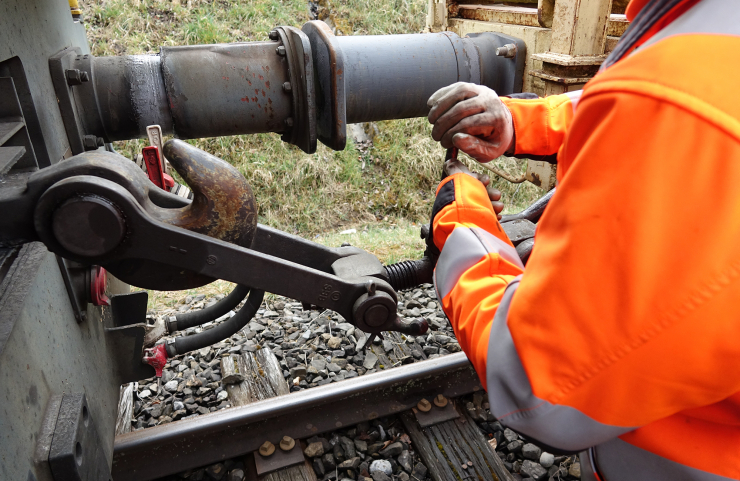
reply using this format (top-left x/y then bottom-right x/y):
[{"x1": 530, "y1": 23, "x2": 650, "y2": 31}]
[{"x1": 113, "y1": 352, "x2": 481, "y2": 480}]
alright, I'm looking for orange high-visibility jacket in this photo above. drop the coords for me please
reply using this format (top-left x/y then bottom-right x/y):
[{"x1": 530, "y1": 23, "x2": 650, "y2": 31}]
[{"x1": 432, "y1": 0, "x2": 740, "y2": 479}]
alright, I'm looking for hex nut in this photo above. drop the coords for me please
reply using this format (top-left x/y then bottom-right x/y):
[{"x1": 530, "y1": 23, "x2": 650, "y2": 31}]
[
  {"x1": 269, "y1": 30, "x2": 279, "y2": 41},
  {"x1": 433, "y1": 394, "x2": 448, "y2": 408},
  {"x1": 65, "y1": 68, "x2": 89, "y2": 86},
  {"x1": 495, "y1": 43, "x2": 517, "y2": 59},
  {"x1": 417, "y1": 398, "x2": 432, "y2": 412},
  {"x1": 284, "y1": 117, "x2": 294, "y2": 128},
  {"x1": 276, "y1": 45, "x2": 287, "y2": 56},
  {"x1": 83, "y1": 135, "x2": 99, "y2": 151},
  {"x1": 282, "y1": 82, "x2": 292, "y2": 92},
  {"x1": 259, "y1": 440, "x2": 275, "y2": 457},
  {"x1": 279, "y1": 436, "x2": 295, "y2": 451}
]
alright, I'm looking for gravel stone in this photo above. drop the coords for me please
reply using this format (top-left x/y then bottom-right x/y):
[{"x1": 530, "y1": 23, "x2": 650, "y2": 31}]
[
  {"x1": 379, "y1": 442, "x2": 403, "y2": 457},
  {"x1": 340, "y1": 436, "x2": 357, "y2": 458},
  {"x1": 521, "y1": 443, "x2": 542, "y2": 460},
  {"x1": 164, "y1": 380, "x2": 179, "y2": 392},
  {"x1": 225, "y1": 468, "x2": 244, "y2": 481},
  {"x1": 369, "y1": 459, "x2": 392, "y2": 476},
  {"x1": 506, "y1": 440, "x2": 523, "y2": 453},
  {"x1": 520, "y1": 460, "x2": 547, "y2": 480},
  {"x1": 504, "y1": 428, "x2": 519, "y2": 443},
  {"x1": 304, "y1": 442, "x2": 324, "y2": 458},
  {"x1": 412, "y1": 462, "x2": 427, "y2": 479},
  {"x1": 569, "y1": 462, "x2": 581, "y2": 478},
  {"x1": 362, "y1": 352, "x2": 378, "y2": 370},
  {"x1": 397, "y1": 450, "x2": 413, "y2": 472},
  {"x1": 371, "y1": 473, "x2": 391, "y2": 481},
  {"x1": 539, "y1": 452, "x2": 555, "y2": 468}
]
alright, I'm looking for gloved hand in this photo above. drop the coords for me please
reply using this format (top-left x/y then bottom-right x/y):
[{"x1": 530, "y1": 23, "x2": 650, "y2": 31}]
[
  {"x1": 443, "y1": 158, "x2": 504, "y2": 220},
  {"x1": 427, "y1": 82, "x2": 515, "y2": 163}
]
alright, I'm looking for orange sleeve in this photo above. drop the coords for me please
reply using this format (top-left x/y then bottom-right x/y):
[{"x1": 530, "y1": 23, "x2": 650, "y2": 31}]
[
  {"x1": 431, "y1": 174, "x2": 523, "y2": 386},
  {"x1": 501, "y1": 93, "x2": 576, "y2": 156}
]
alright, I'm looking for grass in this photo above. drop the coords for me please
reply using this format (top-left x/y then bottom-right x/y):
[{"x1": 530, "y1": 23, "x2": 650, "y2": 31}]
[{"x1": 83, "y1": 0, "x2": 544, "y2": 306}]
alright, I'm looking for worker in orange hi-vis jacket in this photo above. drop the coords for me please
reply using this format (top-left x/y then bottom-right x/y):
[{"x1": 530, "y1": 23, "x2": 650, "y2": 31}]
[{"x1": 425, "y1": 0, "x2": 740, "y2": 480}]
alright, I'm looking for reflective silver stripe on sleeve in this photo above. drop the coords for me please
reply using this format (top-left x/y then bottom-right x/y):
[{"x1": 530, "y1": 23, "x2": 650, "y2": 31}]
[
  {"x1": 434, "y1": 227, "x2": 523, "y2": 300},
  {"x1": 595, "y1": 438, "x2": 737, "y2": 481},
  {"x1": 564, "y1": 90, "x2": 582, "y2": 112},
  {"x1": 639, "y1": 0, "x2": 740, "y2": 52},
  {"x1": 486, "y1": 279, "x2": 635, "y2": 451}
]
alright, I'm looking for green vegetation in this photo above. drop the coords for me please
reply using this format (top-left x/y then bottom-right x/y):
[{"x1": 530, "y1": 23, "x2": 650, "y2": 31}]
[{"x1": 83, "y1": 0, "x2": 543, "y2": 255}]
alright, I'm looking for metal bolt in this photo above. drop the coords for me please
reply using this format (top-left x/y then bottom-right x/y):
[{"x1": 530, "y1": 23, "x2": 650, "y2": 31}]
[
  {"x1": 66, "y1": 68, "x2": 89, "y2": 86},
  {"x1": 269, "y1": 30, "x2": 280, "y2": 41},
  {"x1": 276, "y1": 45, "x2": 287, "y2": 56},
  {"x1": 496, "y1": 43, "x2": 517, "y2": 59},
  {"x1": 83, "y1": 134, "x2": 100, "y2": 151},
  {"x1": 366, "y1": 280, "x2": 376, "y2": 295},
  {"x1": 282, "y1": 82, "x2": 292, "y2": 92},
  {"x1": 417, "y1": 398, "x2": 432, "y2": 412},
  {"x1": 284, "y1": 117, "x2": 294, "y2": 128},
  {"x1": 433, "y1": 394, "x2": 448, "y2": 408},
  {"x1": 259, "y1": 440, "x2": 276, "y2": 457},
  {"x1": 279, "y1": 436, "x2": 295, "y2": 451}
]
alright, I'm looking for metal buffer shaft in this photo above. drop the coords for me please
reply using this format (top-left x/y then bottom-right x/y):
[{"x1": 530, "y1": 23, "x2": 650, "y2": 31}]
[{"x1": 51, "y1": 21, "x2": 525, "y2": 154}]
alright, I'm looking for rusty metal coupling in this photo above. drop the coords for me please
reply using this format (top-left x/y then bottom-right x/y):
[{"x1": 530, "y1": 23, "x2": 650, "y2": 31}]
[
  {"x1": 259, "y1": 441, "x2": 276, "y2": 457},
  {"x1": 279, "y1": 436, "x2": 295, "y2": 451},
  {"x1": 161, "y1": 139, "x2": 258, "y2": 249},
  {"x1": 417, "y1": 398, "x2": 432, "y2": 412},
  {"x1": 433, "y1": 394, "x2": 448, "y2": 408}
]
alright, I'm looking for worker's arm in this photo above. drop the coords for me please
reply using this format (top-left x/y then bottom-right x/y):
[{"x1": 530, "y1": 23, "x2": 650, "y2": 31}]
[
  {"x1": 500, "y1": 91, "x2": 580, "y2": 156},
  {"x1": 427, "y1": 82, "x2": 579, "y2": 162},
  {"x1": 434, "y1": 78, "x2": 740, "y2": 453},
  {"x1": 430, "y1": 167, "x2": 524, "y2": 383}
]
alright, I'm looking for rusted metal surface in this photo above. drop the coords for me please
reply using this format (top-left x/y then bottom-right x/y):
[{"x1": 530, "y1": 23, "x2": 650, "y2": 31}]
[
  {"x1": 604, "y1": 36, "x2": 620, "y2": 55},
  {"x1": 607, "y1": 14, "x2": 630, "y2": 37},
  {"x1": 413, "y1": 400, "x2": 460, "y2": 428},
  {"x1": 160, "y1": 43, "x2": 292, "y2": 139},
  {"x1": 538, "y1": 0, "x2": 555, "y2": 28},
  {"x1": 112, "y1": 352, "x2": 481, "y2": 481},
  {"x1": 457, "y1": 4, "x2": 541, "y2": 27},
  {"x1": 161, "y1": 139, "x2": 257, "y2": 249},
  {"x1": 455, "y1": 4, "x2": 628, "y2": 38},
  {"x1": 525, "y1": 159, "x2": 557, "y2": 191}
]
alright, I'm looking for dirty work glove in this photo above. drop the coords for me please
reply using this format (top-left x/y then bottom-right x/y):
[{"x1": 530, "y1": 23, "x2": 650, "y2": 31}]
[{"x1": 427, "y1": 82, "x2": 515, "y2": 163}]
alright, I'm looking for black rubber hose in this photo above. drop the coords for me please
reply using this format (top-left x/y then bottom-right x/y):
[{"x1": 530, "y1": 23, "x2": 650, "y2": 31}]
[
  {"x1": 384, "y1": 257, "x2": 435, "y2": 292},
  {"x1": 167, "y1": 284, "x2": 250, "y2": 333},
  {"x1": 169, "y1": 288, "x2": 264, "y2": 356}
]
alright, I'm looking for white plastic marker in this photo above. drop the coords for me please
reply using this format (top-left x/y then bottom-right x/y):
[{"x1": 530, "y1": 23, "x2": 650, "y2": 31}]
[{"x1": 146, "y1": 125, "x2": 167, "y2": 173}]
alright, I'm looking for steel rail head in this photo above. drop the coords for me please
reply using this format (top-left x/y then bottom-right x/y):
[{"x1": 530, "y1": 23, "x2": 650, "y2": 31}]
[{"x1": 112, "y1": 352, "x2": 481, "y2": 481}]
